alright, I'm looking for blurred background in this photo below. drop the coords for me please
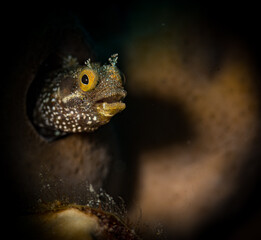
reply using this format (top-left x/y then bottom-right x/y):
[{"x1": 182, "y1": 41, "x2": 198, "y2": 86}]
[{"x1": 3, "y1": 1, "x2": 261, "y2": 239}]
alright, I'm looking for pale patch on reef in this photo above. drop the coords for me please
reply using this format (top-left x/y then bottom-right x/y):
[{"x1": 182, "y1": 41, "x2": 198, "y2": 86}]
[{"x1": 21, "y1": 179, "x2": 144, "y2": 240}]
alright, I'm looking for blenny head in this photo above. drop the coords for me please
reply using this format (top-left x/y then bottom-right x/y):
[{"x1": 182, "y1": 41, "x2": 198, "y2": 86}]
[{"x1": 33, "y1": 54, "x2": 126, "y2": 137}]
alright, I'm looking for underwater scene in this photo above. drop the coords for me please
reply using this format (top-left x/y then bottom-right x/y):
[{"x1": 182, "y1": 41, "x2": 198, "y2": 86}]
[{"x1": 2, "y1": 1, "x2": 261, "y2": 239}]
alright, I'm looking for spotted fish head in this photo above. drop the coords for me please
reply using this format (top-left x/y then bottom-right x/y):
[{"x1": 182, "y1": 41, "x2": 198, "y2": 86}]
[{"x1": 33, "y1": 54, "x2": 126, "y2": 135}]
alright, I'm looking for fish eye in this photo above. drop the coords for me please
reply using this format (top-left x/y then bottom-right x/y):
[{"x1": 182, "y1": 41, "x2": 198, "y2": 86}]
[
  {"x1": 81, "y1": 74, "x2": 89, "y2": 85},
  {"x1": 79, "y1": 69, "x2": 98, "y2": 92}
]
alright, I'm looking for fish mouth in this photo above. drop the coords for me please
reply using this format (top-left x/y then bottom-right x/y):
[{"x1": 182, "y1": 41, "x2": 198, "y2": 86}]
[{"x1": 95, "y1": 90, "x2": 127, "y2": 119}]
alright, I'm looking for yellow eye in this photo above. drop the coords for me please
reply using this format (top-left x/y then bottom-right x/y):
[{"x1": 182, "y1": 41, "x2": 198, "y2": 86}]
[{"x1": 78, "y1": 69, "x2": 98, "y2": 92}]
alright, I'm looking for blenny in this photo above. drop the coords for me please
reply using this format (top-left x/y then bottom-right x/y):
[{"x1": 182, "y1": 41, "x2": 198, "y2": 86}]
[{"x1": 33, "y1": 54, "x2": 126, "y2": 138}]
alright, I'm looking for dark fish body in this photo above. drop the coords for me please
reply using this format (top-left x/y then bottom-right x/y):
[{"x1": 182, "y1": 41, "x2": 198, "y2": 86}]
[{"x1": 33, "y1": 54, "x2": 126, "y2": 138}]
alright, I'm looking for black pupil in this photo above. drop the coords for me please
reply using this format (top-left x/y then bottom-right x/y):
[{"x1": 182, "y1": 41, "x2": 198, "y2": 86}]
[{"x1": 81, "y1": 74, "x2": 89, "y2": 84}]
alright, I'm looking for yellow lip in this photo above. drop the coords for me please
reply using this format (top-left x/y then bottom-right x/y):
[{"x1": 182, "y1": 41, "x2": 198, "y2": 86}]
[{"x1": 96, "y1": 102, "x2": 126, "y2": 120}]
